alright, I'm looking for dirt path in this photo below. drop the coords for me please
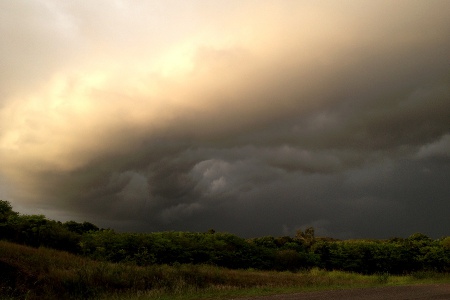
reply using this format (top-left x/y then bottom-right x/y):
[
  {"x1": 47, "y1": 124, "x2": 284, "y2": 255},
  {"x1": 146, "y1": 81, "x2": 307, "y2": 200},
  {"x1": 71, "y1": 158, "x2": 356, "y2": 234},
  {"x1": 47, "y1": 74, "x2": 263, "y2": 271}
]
[{"x1": 233, "y1": 284, "x2": 450, "y2": 300}]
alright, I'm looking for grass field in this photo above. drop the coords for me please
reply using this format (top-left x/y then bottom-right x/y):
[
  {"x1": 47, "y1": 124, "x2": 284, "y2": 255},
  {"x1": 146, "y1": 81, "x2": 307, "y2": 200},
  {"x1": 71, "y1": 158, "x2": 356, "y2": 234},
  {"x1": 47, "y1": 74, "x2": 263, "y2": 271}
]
[{"x1": 1, "y1": 240, "x2": 449, "y2": 300}]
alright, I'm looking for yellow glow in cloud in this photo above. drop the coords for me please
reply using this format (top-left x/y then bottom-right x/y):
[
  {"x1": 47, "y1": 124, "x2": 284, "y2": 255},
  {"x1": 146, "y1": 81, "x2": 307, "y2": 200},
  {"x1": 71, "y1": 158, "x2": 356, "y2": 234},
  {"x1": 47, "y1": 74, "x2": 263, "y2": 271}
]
[
  {"x1": 1, "y1": 0, "x2": 449, "y2": 215},
  {"x1": 0, "y1": 70, "x2": 150, "y2": 172}
]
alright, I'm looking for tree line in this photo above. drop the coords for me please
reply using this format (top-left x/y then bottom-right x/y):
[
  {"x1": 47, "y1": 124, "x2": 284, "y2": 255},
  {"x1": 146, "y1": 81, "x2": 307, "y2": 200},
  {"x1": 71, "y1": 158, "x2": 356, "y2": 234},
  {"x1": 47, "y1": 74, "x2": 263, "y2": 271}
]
[{"x1": 1, "y1": 200, "x2": 449, "y2": 274}]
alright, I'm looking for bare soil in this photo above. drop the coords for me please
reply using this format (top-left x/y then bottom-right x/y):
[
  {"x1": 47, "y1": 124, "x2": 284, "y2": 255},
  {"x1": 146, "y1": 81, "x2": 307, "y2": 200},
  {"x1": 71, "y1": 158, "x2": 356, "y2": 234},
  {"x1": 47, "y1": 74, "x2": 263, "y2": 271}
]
[{"x1": 234, "y1": 284, "x2": 450, "y2": 300}]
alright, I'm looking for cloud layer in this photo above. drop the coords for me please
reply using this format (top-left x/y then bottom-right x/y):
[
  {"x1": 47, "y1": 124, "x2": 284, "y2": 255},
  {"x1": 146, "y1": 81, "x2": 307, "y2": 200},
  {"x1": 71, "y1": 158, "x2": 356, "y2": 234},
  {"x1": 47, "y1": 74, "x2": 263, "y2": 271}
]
[{"x1": 1, "y1": 1, "x2": 449, "y2": 238}]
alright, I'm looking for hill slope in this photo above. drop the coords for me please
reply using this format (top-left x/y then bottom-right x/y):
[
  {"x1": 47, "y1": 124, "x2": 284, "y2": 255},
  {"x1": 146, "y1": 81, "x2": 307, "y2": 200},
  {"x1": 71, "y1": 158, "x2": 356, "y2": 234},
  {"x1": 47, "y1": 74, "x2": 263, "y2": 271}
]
[{"x1": 1, "y1": 240, "x2": 449, "y2": 300}]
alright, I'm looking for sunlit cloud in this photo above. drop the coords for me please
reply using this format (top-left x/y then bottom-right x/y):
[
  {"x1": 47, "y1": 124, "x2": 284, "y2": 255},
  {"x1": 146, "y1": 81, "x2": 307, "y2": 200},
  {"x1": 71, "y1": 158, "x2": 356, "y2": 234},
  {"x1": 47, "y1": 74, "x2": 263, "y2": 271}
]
[{"x1": 1, "y1": 0, "x2": 449, "y2": 238}]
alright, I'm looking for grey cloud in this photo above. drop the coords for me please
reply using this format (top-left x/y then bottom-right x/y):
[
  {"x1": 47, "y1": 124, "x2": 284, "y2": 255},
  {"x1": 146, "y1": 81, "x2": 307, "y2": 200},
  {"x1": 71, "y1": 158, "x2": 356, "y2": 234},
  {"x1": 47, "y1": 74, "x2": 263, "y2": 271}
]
[
  {"x1": 416, "y1": 134, "x2": 450, "y2": 160},
  {"x1": 1, "y1": 1, "x2": 450, "y2": 238}
]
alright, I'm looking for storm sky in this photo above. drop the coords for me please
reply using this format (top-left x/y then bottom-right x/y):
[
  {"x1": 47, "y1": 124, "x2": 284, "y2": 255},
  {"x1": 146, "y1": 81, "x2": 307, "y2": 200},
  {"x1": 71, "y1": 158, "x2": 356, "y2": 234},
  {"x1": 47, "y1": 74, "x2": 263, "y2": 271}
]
[{"x1": 1, "y1": 1, "x2": 449, "y2": 239}]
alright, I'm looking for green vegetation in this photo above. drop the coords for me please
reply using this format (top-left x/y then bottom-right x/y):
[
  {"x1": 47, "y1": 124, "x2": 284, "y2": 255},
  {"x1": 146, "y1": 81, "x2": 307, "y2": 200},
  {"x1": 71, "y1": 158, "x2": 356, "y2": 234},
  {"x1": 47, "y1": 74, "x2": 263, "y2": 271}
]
[
  {"x1": 1, "y1": 199, "x2": 450, "y2": 299},
  {"x1": 1, "y1": 240, "x2": 449, "y2": 300}
]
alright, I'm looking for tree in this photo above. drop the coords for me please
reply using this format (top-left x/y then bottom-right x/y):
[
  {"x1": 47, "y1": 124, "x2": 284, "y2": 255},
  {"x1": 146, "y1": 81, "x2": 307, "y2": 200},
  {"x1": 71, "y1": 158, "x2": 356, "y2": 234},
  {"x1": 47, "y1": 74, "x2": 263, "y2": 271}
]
[
  {"x1": 63, "y1": 221, "x2": 99, "y2": 234},
  {"x1": 0, "y1": 200, "x2": 18, "y2": 222},
  {"x1": 296, "y1": 227, "x2": 315, "y2": 247},
  {"x1": 0, "y1": 200, "x2": 19, "y2": 240},
  {"x1": 442, "y1": 237, "x2": 450, "y2": 250}
]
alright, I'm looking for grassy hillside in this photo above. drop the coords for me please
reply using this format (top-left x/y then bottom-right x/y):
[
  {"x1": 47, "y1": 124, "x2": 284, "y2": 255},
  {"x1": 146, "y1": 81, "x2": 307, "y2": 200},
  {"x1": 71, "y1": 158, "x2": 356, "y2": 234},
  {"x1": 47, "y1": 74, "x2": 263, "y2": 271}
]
[{"x1": 1, "y1": 240, "x2": 449, "y2": 300}]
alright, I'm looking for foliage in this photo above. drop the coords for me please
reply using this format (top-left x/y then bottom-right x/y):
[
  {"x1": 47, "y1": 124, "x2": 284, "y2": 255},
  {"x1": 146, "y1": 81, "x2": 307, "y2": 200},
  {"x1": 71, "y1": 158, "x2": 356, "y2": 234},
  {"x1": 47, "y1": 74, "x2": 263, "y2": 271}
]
[
  {"x1": 3, "y1": 240, "x2": 449, "y2": 300},
  {"x1": 0, "y1": 200, "x2": 449, "y2": 275},
  {"x1": 0, "y1": 200, "x2": 18, "y2": 222},
  {"x1": 0, "y1": 200, "x2": 102, "y2": 253},
  {"x1": 0, "y1": 241, "x2": 449, "y2": 300},
  {"x1": 79, "y1": 230, "x2": 275, "y2": 269}
]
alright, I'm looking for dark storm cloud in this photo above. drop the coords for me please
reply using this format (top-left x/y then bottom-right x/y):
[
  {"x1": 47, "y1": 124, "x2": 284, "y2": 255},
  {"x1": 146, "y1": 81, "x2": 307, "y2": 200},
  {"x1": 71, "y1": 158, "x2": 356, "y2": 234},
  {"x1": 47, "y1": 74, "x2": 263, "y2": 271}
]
[{"x1": 1, "y1": 1, "x2": 449, "y2": 238}]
